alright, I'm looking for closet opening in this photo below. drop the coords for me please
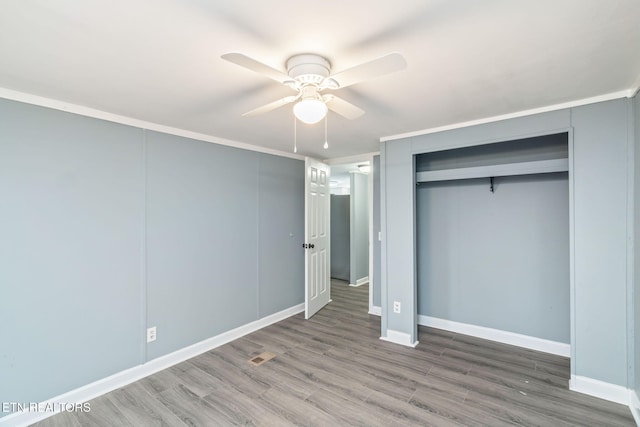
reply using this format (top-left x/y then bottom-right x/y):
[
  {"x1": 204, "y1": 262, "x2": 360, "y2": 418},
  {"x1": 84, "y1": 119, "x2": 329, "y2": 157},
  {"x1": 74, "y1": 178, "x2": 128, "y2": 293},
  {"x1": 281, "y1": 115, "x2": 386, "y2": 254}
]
[{"x1": 414, "y1": 132, "x2": 571, "y2": 356}]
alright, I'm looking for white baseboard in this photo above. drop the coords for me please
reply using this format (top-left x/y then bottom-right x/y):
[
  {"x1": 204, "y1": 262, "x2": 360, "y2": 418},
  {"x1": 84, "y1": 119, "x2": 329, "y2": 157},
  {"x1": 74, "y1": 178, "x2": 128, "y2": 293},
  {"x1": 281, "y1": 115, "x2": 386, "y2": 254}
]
[
  {"x1": 368, "y1": 305, "x2": 381, "y2": 316},
  {"x1": 349, "y1": 276, "x2": 369, "y2": 287},
  {"x1": 570, "y1": 375, "x2": 629, "y2": 405},
  {"x1": 418, "y1": 315, "x2": 570, "y2": 357},
  {"x1": 0, "y1": 303, "x2": 304, "y2": 427},
  {"x1": 356, "y1": 276, "x2": 369, "y2": 285},
  {"x1": 629, "y1": 389, "x2": 640, "y2": 425},
  {"x1": 380, "y1": 329, "x2": 418, "y2": 348}
]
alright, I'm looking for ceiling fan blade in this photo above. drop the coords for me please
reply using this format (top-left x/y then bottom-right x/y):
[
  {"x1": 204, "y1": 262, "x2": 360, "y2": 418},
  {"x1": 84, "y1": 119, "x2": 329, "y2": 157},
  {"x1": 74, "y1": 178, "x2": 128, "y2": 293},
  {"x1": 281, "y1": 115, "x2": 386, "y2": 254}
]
[
  {"x1": 221, "y1": 52, "x2": 291, "y2": 84},
  {"x1": 324, "y1": 95, "x2": 365, "y2": 120},
  {"x1": 242, "y1": 95, "x2": 299, "y2": 117},
  {"x1": 330, "y1": 52, "x2": 407, "y2": 89}
]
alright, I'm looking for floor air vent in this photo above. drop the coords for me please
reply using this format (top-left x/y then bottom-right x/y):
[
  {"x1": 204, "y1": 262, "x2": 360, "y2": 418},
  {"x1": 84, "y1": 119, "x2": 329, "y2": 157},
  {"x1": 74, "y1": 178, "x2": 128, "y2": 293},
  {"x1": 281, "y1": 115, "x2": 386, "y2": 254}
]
[{"x1": 248, "y1": 352, "x2": 276, "y2": 366}]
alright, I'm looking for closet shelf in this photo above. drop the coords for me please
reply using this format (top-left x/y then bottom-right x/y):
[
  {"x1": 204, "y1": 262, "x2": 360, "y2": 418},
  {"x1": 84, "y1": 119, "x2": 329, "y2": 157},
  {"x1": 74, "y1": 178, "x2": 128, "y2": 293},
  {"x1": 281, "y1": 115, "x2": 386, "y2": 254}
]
[{"x1": 416, "y1": 158, "x2": 568, "y2": 183}]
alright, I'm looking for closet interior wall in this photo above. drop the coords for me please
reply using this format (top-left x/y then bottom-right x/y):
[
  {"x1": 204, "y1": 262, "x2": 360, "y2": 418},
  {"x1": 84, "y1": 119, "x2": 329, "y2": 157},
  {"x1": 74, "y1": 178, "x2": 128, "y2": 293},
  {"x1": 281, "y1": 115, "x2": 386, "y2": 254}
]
[{"x1": 415, "y1": 133, "x2": 570, "y2": 344}]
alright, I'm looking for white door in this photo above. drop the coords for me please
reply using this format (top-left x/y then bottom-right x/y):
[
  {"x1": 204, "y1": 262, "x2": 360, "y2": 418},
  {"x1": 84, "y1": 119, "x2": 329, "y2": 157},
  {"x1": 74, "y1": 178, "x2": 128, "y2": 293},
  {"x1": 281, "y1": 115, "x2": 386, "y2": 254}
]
[{"x1": 305, "y1": 157, "x2": 331, "y2": 319}]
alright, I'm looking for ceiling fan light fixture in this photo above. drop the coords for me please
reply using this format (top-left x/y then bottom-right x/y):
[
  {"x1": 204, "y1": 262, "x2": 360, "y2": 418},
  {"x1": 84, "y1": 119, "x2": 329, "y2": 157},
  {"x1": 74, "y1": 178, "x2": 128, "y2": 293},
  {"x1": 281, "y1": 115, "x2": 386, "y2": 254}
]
[
  {"x1": 293, "y1": 99, "x2": 327, "y2": 124},
  {"x1": 222, "y1": 51, "x2": 407, "y2": 130}
]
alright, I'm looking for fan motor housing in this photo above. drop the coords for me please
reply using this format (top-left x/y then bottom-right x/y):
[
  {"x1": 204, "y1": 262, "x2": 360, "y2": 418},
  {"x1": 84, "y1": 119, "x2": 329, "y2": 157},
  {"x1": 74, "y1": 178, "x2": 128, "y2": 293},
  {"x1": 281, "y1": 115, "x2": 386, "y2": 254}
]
[{"x1": 286, "y1": 54, "x2": 330, "y2": 85}]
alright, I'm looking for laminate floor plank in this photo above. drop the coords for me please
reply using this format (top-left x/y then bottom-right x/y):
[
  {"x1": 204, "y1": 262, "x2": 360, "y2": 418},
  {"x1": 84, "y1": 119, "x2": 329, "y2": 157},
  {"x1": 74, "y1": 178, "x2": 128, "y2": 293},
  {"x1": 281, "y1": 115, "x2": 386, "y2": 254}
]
[
  {"x1": 319, "y1": 347, "x2": 419, "y2": 401},
  {"x1": 330, "y1": 341, "x2": 434, "y2": 376},
  {"x1": 33, "y1": 280, "x2": 635, "y2": 426},
  {"x1": 305, "y1": 387, "x2": 392, "y2": 427},
  {"x1": 408, "y1": 386, "x2": 510, "y2": 427},
  {"x1": 284, "y1": 343, "x2": 417, "y2": 403},
  {"x1": 250, "y1": 363, "x2": 319, "y2": 400},
  {"x1": 435, "y1": 365, "x2": 594, "y2": 425},
  {"x1": 73, "y1": 395, "x2": 135, "y2": 427},
  {"x1": 156, "y1": 384, "x2": 232, "y2": 426},
  {"x1": 466, "y1": 365, "x2": 632, "y2": 421},
  {"x1": 258, "y1": 387, "x2": 339, "y2": 427},
  {"x1": 139, "y1": 364, "x2": 223, "y2": 398},
  {"x1": 242, "y1": 328, "x2": 298, "y2": 354},
  {"x1": 208, "y1": 344, "x2": 313, "y2": 400},
  {"x1": 450, "y1": 330, "x2": 570, "y2": 368},
  {"x1": 294, "y1": 317, "x2": 374, "y2": 347},
  {"x1": 234, "y1": 351, "x2": 320, "y2": 399},
  {"x1": 533, "y1": 359, "x2": 572, "y2": 378},
  {"x1": 201, "y1": 387, "x2": 295, "y2": 427},
  {"x1": 416, "y1": 370, "x2": 470, "y2": 402},
  {"x1": 175, "y1": 366, "x2": 226, "y2": 398},
  {"x1": 325, "y1": 346, "x2": 437, "y2": 396},
  {"x1": 273, "y1": 350, "x2": 374, "y2": 402},
  {"x1": 30, "y1": 410, "x2": 82, "y2": 427},
  {"x1": 268, "y1": 323, "x2": 334, "y2": 355},
  {"x1": 462, "y1": 389, "x2": 579, "y2": 427},
  {"x1": 441, "y1": 347, "x2": 569, "y2": 388},
  {"x1": 189, "y1": 351, "x2": 271, "y2": 399},
  {"x1": 464, "y1": 370, "x2": 633, "y2": 426},
  {"x1": 137, "y1": 366, "x2": 184, "y2": 396},
  {"x1": 269, "y1": 318, "x2": 321, "y2": 342},
  {"x1": 107, "y1": 382, "x2": 188, "y2": 427},
  {"x1": 364, "y1": 388, "x2": 462, "y2": 427},
  {"x1": 441, "y1": 334, "x2": 557, "y2": 374},
  {"x1": 227, "y1": 337, "x2": 265, "y2": 357}
]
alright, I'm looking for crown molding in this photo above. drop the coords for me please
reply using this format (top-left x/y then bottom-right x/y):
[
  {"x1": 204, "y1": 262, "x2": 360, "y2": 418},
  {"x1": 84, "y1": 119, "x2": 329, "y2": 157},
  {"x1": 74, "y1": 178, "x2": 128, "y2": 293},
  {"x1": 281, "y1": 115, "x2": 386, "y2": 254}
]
[
  {"x1": 0, "y1": 87, "x2": 304, "y2": 161},
  {"x1": 381, "y1": 90, "x2": 631, "y2": 142}
]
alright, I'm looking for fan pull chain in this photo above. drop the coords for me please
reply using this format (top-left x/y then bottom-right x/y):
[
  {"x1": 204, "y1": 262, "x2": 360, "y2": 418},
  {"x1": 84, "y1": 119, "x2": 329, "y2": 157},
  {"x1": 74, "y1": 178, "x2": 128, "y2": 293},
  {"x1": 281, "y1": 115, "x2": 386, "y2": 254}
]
[
  {"x1": 323, "y1": 115, "x2": 328, "y2": 149},
  {"x1": 293, "y1": 114, "x2": 297, "y2": 153}
]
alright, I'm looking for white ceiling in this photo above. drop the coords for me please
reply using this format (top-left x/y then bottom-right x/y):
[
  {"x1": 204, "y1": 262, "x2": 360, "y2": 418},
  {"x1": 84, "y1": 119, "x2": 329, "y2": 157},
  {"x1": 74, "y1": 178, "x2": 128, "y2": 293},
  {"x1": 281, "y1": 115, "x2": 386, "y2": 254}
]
[{"x1": 1, "y1": 1, "x2": 639, "y2": 160}]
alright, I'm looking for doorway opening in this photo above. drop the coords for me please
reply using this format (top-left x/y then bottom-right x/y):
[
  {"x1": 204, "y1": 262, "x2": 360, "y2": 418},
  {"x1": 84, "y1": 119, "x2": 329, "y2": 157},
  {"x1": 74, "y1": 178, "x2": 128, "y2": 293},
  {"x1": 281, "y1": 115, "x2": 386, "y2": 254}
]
[{"x1": 328, "y1": 158, "x2": 376, "y2": 314}]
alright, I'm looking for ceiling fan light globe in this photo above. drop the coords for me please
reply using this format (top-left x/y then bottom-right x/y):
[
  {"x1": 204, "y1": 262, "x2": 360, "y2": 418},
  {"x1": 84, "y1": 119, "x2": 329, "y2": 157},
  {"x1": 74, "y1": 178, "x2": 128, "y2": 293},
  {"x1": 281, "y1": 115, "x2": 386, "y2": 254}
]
[{"x1": 293, "y1": 99, "x2": 327, "y2": 124}]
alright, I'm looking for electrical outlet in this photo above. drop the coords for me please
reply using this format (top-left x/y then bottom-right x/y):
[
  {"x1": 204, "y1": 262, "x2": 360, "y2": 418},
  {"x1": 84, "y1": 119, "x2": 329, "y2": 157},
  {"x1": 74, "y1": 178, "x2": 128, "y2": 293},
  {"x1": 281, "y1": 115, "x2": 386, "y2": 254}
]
[
  {"x1": 147, "y1": 326, "x2": 157, "y2": 343},
  {"x1": 393, "y1": 301, "x2": 401, "y2": 314}
]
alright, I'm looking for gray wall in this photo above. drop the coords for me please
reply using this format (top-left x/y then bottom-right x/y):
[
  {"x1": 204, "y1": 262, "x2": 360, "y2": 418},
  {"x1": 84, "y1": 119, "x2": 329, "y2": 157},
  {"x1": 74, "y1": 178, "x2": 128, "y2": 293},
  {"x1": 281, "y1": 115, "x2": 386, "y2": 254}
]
[
  {"x1": 330, "y1": 195, "x2": 350, "y2": 281},
  {"x1": 350, "y1": 173, "x2": 369, "y2": 284},
  {"x1": 0, "y1": 99, "x2": 144, "y2": 408},
  {"x1": 0, "y1": 98, "x2": 304, "y2": 415},
  {"x1": 257, "y1": 154, "x2": 305, "y2": 316},
  {"x1": 146, "y1": 132, "x2": 304, "y2": 359},
  {"x1": 380, "y1": 139, "x2": 416, "y2": 339},
  {"x1": 373, "y1": 155, "x2": 382, "y2": 307},
  {"x1": 571, "y1": 100, "x2": 629, "y2": 386},
  {"x1": 381, "y1": 98, "x2": 633, "y2": 387},
  {"x1": 416, "y1": 173, "x2": 570, "y2": 343}
]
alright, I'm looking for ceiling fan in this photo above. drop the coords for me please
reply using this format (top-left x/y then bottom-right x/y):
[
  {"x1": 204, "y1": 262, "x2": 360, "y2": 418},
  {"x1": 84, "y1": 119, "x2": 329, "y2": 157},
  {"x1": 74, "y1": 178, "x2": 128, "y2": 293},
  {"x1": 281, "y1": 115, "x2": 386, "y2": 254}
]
[{"x1": 221, "y1": 52, "x2": 407, "y2": 124}]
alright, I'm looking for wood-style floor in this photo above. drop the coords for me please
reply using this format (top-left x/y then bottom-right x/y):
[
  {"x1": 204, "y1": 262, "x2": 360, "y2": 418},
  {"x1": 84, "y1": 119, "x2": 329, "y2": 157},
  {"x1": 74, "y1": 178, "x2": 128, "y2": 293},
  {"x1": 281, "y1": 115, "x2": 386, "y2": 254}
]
[{"x1": 34, "y1": 280, "x2": 634, "y2": 426}]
